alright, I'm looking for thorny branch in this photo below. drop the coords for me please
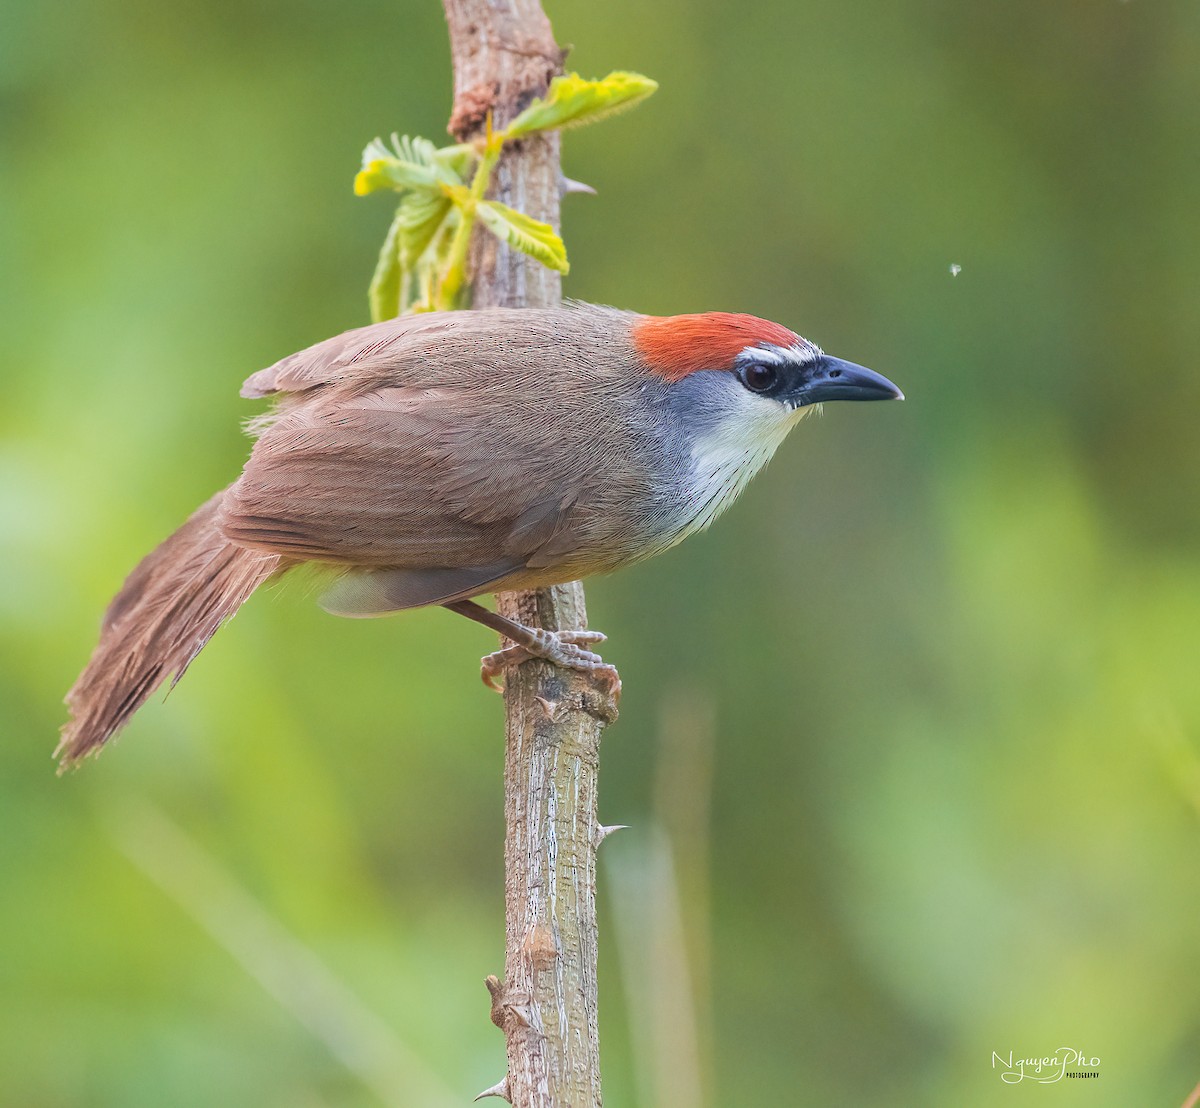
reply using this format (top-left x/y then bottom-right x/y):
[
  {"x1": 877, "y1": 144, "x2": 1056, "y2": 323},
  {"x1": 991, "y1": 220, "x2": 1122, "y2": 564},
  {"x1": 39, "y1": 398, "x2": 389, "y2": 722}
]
[{"x1": 441, "y1": 1, "x2": 615, "y2": 1104}]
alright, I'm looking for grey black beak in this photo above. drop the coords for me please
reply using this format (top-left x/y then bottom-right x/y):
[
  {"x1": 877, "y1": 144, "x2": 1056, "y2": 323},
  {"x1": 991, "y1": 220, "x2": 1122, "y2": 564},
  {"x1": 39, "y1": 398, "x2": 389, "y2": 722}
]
[{"x1": 793, "y1": 356, "x2": 904, "y2": 406}]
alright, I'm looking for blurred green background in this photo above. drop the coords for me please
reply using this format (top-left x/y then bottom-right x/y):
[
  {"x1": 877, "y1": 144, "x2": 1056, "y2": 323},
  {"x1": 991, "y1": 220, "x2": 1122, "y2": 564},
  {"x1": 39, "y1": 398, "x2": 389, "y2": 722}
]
[{"x1": 3, "y1": 0, "x2": 1199, "y2": 1104}]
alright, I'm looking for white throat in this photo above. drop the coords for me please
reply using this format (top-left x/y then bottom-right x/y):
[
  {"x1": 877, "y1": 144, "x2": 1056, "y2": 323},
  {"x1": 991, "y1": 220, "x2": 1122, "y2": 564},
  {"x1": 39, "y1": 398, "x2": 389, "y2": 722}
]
[{"x1": 678, "y1": 396, "x2": 810, "y2": 541}]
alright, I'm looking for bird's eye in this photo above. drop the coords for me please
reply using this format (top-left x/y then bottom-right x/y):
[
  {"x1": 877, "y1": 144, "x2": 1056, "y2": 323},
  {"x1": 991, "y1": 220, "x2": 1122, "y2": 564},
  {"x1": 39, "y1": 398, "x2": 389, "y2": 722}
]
[{"x1": 740, "y1": 362, "x2": 778, "y2": 393}]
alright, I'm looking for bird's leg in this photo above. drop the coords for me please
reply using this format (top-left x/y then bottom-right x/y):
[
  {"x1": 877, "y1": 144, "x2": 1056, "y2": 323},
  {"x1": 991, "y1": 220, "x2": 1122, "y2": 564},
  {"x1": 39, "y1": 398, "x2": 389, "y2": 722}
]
[{"x1": 442, "y1": 599, "x2": 619, "y2": 695}]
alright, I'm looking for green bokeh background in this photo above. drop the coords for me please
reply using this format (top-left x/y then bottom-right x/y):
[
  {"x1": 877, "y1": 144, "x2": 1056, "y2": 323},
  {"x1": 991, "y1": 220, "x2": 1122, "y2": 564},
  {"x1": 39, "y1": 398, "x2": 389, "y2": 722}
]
[{"x1": 3, "y1": 1, "x2": 1199, "y2": 1104}]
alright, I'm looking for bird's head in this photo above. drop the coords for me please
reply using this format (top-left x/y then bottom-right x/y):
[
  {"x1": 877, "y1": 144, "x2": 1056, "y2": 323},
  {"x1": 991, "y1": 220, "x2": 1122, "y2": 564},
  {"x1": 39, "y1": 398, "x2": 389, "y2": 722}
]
[
  {"x1": 631, "y1": 311, "x2": 903, "y2": 415},
  {"x1": 629, "y1": 312, "x2": 903, "y2": 526}
]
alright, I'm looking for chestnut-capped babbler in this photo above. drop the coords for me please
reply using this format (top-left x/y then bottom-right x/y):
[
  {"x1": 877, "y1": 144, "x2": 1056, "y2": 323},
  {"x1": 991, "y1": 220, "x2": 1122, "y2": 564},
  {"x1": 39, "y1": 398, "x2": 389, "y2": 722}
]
[{"x1": 59, "y1": 303, "x2": 902, "y2": 766}]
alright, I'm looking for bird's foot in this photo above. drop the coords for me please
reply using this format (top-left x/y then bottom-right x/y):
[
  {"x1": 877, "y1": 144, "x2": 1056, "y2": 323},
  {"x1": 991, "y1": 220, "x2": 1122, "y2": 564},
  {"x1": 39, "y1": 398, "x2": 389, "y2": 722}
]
[{"x1": 480, "y1": 628, "x2": 620, "y2": 698}]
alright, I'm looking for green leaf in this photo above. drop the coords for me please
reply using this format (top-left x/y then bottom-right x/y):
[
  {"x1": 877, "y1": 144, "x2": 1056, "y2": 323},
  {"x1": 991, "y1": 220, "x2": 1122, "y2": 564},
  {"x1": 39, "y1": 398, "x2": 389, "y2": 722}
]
[
  {"x1": 355, "y1": 156, "x2": 437, "y2": 196},
  {"x1": 433, "y1": 143, "x2": 475, "y2": 180},
  {"x1": 395, "y1": 135, "x2": 471, "y2": 186},
  {"x1": 354, "y1": 134, "x2": 467, "y2": 196},
  {"x1": 368, "y1": 209, "x2": 404, "y2": 322},
  {"x1": 475, "y1": 200, "x2": 569, "y2": 273},
  {"x1": 396, "y1": 190, "x2": 453, "y2": 267},
  {"x1": 503, "y1": 71, "x2": 658, "y2": 138}
]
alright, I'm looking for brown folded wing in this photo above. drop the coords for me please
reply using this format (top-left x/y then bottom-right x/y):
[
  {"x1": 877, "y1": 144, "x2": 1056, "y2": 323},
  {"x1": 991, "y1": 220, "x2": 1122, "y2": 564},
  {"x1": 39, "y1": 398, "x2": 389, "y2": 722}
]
[
  {"x1": 221, "y1": 305, "x2": 645, "y2": 612},
  {"x1": 223, "y1": 382, "x2": 581, "y2": 564}
]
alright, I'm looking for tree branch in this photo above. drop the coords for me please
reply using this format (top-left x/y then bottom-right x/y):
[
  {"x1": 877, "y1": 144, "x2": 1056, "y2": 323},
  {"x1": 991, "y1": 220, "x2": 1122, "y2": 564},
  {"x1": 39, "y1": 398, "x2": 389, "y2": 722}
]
[{"x1": 441, "y1": 3, "x2": 613, "y2": 1105}]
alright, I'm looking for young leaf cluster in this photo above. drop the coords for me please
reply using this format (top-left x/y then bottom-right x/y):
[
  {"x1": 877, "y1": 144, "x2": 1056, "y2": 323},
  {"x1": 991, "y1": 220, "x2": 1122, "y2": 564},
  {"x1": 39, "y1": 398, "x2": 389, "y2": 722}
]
[{"x1": 355, "y1": 70, "x2": 657, "y2": 320}]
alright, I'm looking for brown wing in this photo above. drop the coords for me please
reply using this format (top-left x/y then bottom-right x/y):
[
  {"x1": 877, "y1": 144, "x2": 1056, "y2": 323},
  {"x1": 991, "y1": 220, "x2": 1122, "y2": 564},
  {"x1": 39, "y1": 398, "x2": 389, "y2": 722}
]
[
  {"x1": 240, "y1": 303, "x2": 637, "y2": 399},
  {"x1": 221, "y1": 382, "x2": 585, "y2": 572},
  {"x1": 222, "y1": 304, "x2": 650, "y2": 611}
]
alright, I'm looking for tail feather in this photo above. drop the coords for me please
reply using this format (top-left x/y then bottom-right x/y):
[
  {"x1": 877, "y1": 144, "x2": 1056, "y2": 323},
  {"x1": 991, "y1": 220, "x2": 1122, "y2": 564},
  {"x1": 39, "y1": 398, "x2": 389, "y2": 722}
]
[{"x1": 58, "y1": 489, "x2": 283, "y2": 768}]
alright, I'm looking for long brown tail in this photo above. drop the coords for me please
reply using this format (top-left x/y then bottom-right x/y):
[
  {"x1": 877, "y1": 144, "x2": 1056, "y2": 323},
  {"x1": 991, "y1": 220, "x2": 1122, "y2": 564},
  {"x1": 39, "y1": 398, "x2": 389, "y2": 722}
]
[{"x1": 58, "y1": 489, "x2": 284, "y2": 769}]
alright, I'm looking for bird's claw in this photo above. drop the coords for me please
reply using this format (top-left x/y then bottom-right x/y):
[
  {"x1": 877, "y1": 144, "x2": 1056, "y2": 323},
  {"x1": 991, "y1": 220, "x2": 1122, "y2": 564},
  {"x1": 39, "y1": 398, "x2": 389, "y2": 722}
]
[{"x1": 480, "y1": 628, "x2": 619, "y2": 698}]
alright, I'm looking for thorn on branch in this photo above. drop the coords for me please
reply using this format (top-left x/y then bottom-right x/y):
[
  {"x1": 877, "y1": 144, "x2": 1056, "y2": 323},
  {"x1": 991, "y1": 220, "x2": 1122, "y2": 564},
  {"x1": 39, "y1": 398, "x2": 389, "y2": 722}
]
[
  {"x1": 561, "y1": 175, "x2": 597, "y2": 197},
  {"x1": 474, "y1": 1076, "x2": 512, "y2": 1102},
  {"x1": 534, "y1": 695, "x2": 559, "y2": 721},
  {"x1": 508, "y1": 1002, "x2": 533, "y2": 1029},
  {"x1": 485, "y1": 973, "x2": 534, "y2": 1031},
  {"x1": 597, "y1": 823, "x2": 629, "y2": 844},
  {"x1": 485, "y1": 974, "x2": 506, "y2": 1029}
]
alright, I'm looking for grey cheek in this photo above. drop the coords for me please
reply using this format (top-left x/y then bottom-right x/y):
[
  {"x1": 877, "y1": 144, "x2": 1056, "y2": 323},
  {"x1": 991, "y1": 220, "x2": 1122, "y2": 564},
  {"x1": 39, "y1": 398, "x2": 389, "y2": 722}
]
[{"x1": 661, "y1": 371, "x2": 745, "y2": 438}]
